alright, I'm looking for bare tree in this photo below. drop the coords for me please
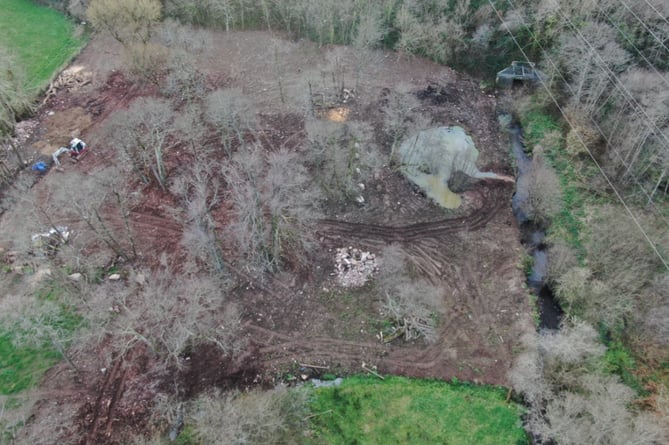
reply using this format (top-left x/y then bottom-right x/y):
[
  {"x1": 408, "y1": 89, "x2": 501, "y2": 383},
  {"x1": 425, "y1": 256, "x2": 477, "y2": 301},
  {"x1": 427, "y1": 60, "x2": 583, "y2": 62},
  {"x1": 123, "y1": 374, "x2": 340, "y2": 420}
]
[
  {"x1": 547, "y1": 240, "x2": 579, "y2": 283},
  {"x1": 45, "y1": 168, "x2": 138, "y2": 263},
  {"x1": 103, "y1": 97, "x2": 174, "y2": 189},
  {"x1": 73, "y1": 179, "x2": 136, "y2": 261},
  {"x1": 88, "y1": 0, "x2": 167, "y2": 83},
  {"x1": 520, "y1": 146, "x2": 563, "y2": 226},
  {"x1": 186, "y1": 386, "x2": 308, "y2": 444},
  {"x1": 101, "y1": 265, "x2": 239, "y2": 369},
  {"x1": 638, "y1": 274, "x2": 669, "y2": 345},
  {"x1": 304, "y1": 119, "x2": 384, "y2": 204},
  {"x1": 172, "y1": 102, "x2": 208, "y2": 153},
  {"x1": 157, "y1": 20, "x2": 209, "y2": 103},
  {"x1": 381, "y1": 89, "x2": 431, "y2": 163},
  {"x1": 87, "y1": 0, "x2": 162, "y2": 47},
  {"x1": 223, "y1": 144, "x2": 320, "y2": 274},
  {"x1": 564, "y1": 105, "x2": 602, "y2": 158},
  {"x1": 394, "y1": 1, "x2": 466, "y2": 65},
  {"x1": 557, "y1": 22, "x2": 630, "y2": 113},
  {"x1": 204, "y1": 88, "x2": 257, "y2": 156},
  {"x1": 162, "y1": 0, "x2": 260, "y2": 31},
  {"x1": 161, "y1": 50, "x2": 207, "y2": 103},
  {"x1": 353, "y1": 4, "x2": 386, "y2": 50},
  {"x1": 171, "y1": 159, "x2": 226, "y2": 274},
  {"x1": 7, "y1": 299, "x2": 81, "y2": 373},
  {"x1": 510, "y1": 320, "x2": 666, "y2": 445}
]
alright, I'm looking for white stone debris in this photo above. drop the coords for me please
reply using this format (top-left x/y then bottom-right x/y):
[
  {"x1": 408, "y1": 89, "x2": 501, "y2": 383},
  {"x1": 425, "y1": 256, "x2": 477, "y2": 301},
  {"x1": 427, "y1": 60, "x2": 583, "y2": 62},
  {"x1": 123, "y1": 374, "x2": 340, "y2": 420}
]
[{"x1": 334, "y1": 247, "x2": 378, "y2": 287}]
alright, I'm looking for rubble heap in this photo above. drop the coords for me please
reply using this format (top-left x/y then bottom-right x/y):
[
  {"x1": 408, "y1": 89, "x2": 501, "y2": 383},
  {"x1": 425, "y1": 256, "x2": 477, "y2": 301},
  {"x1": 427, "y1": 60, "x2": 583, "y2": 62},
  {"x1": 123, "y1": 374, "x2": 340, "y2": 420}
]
[{"x1": 334, "y1": 247, "x2": 378, "y2": 287}]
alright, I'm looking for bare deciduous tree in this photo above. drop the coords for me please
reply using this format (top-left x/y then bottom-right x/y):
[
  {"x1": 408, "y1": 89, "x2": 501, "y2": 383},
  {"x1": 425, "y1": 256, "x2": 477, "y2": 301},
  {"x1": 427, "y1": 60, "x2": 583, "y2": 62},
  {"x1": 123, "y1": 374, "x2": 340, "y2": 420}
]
[
  {"x1": 186, "y1": 386, "x2": 308, "y2": 444},
  {"x1": 204, "y1": 88, "x2": 257, "y2": 156},
  {"x1": 48, "y1": 169, "x2": 138, "y2": 262},
  {"x1": 353, "y1": 4, "x2": 386, "y2": 50},
  {"x1": 305, "y1": 119, "x2": 383, "y2": 204},
  {"x1": 395, "y1": 2, "x2": 466, "y2": 65},
  {"x1": 223, "y1": 144, "x2": 320, "y2": 274},
  {"x1": 103, "y1": 97, "x2": 174, "y2": 189},
  {"x1": 557, "y1": 23, "x2": 630, "y2": 112},
  {"x1": 87, "y1": 0, "x2": 162, "y2": 47},
  {"x1": 381, "y1": 89, "x2": 431, "y2": 163},
  {"x1": 157, "y1": 21, "x2": 210, "y2": 103},
  {"x1": 88, "y1": 0, "x2": 167, "y2": 83},
  {"x1": 510, "y1": 320, "x2": 666, "y2": 445},
  {"x1": 520, "y1": 146, "x2": 563, "y2": 226},
  {"x1": 638, "y1": 274, "x2": 669, "y2": 345},
  {"x1": 6, "y1": 299, "x2": 81, "y2": 373},
  {"x1": 102, "y1": 265, "x2": 239, "y2": 369},
  {"x1": 171, "y1": 160, "x2": 226, "y2": 274},
  {"x1": 564, "y1": 106, "x2": 602, "y2": 158}
]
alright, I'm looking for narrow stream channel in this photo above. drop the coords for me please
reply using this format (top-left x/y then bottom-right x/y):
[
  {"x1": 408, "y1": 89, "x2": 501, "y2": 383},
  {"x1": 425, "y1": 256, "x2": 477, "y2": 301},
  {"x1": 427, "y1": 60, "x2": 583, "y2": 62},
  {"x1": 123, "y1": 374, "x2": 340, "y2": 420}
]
[{"x1": 509, "y1": 123, "x2": 563, "y2": 330}]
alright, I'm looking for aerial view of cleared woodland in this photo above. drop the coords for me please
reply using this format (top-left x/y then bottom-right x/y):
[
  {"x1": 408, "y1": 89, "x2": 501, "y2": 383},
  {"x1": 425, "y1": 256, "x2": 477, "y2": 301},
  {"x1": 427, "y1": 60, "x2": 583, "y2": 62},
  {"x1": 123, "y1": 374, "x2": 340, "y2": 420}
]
[{"x1": 0, "y1": 0, "x2": 668, "y2": 444}]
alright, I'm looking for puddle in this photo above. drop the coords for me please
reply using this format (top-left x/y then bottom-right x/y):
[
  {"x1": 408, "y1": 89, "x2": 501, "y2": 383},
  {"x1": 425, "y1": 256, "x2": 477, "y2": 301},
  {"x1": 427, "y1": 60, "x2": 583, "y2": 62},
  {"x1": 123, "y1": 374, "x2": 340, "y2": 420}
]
[
  {"x1": 410, "y1": 172, "x2": 462, "y2": 208},
  {"x1": 398, "y1": 126, "x2": 502, "y2": 209}
]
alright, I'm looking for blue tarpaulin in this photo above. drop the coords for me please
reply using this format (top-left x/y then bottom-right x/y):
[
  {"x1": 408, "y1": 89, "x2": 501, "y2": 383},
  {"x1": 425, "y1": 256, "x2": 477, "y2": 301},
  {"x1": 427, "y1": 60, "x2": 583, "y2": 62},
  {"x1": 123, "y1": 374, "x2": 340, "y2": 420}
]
[{"x1": 31, "y1": 161, "x2": 48, "y2": 173}]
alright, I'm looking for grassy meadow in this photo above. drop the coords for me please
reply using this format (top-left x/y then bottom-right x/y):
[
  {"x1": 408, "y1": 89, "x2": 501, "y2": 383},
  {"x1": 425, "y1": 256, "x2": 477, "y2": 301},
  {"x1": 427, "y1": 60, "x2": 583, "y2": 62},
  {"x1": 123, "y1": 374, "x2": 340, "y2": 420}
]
[
  {"x1": 0, "y1": 0, "x2": 85, "y2": 91},
  {"x1": 307, "y1": 376, "x2": 527, "y2": 445}
]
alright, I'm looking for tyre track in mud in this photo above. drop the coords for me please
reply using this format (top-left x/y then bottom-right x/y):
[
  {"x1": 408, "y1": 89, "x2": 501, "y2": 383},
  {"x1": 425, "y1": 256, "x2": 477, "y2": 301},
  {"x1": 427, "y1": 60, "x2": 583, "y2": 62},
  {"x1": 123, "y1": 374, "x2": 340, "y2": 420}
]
[
  {"x1": 246, "y1": 319, "x2": 507, "y2": 383},
  {"x1": 244, "y1": 323, "x2": 387, "y2": 368},
  {"x1": 317, "y1": 181, "x2": 507, "y2": 243},
  {"x1": 81, "y1": 350, "x2": 131, "y2": 445},
  {"x1": 246, "y1": 181, "x2": 516, "y2": 382}
]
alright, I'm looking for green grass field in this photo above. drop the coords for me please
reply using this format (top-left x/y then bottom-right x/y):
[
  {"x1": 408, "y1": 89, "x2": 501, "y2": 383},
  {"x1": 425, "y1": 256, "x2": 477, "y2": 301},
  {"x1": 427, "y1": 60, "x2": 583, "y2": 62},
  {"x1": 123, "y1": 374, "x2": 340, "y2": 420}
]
[
  {"x1": 0, "y1": 332, "x2": 60, "y2": 394},
  {"x1": 0, "y1": 280, "x2": 82, "y2": 395},
  {"x1": 308, "y1": 376, "x2": 528, "y2": 445},
  {"x1": 0, "y1": 0, "x2": 86, "y2": 91}
]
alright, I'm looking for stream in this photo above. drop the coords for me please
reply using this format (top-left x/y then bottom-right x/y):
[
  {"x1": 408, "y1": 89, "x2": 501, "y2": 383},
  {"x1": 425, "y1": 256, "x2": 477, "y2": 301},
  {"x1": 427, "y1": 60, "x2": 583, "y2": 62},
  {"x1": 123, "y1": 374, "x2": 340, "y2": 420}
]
[{"x1": 509, "y1": 124, "x2": 563, "y2": 330}]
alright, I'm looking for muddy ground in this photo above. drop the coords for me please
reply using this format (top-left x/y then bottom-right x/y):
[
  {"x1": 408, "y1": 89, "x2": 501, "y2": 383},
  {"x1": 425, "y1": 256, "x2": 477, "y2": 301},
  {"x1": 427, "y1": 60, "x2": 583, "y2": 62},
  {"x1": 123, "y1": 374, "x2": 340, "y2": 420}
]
[{"x1": 0, "y1": 31, "x2": 534, "y2": 444}]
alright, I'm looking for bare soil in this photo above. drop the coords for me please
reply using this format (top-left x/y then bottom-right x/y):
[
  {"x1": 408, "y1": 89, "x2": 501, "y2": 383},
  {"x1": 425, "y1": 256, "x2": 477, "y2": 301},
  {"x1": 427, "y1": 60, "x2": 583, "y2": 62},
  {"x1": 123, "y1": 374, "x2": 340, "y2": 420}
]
[{"x1": 0, "y1": 31, "x2": 534, "y2": 444}]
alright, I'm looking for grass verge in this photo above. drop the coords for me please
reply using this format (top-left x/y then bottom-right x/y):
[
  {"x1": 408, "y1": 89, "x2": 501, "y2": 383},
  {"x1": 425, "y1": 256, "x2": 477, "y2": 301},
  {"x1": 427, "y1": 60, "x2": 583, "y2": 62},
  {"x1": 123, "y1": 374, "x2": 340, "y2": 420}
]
[
  {"x1": 516, "y1": 104, "x2": 605, "y2": 257},
  {"x1": 0, "y1": 332, "x2": 60, "y2": 395},
  {"x1": 0, "y1": 280, "x2": 81, "y2": 395},
  {"x1": 0, "y1": 0, "x2": 86, "y2": 91},
  {"x1": 307, "y1": 376, "x2": 527, "y2": 445}
]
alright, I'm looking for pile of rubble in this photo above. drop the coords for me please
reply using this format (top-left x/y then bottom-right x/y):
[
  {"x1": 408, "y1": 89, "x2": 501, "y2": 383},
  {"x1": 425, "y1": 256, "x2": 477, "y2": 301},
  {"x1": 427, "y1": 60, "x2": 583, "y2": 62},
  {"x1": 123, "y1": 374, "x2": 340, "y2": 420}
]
[{"x1": 334, "y1": 247, "x2": 378, "y2": 287}]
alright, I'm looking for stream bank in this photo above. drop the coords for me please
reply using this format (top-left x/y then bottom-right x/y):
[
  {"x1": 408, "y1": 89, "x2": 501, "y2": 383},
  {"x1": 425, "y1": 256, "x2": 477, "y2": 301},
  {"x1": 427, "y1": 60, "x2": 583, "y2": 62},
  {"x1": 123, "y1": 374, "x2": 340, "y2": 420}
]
[{"x1": 508, "y1": 123, "x2": 563, "y2": 330}]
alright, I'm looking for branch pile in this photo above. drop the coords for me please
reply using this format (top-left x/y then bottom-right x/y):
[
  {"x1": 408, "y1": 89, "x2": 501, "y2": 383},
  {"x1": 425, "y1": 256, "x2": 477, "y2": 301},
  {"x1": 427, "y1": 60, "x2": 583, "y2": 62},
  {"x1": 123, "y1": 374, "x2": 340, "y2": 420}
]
[{"x1": 42, "y1": 68, "x2": 92, "y2": 105}]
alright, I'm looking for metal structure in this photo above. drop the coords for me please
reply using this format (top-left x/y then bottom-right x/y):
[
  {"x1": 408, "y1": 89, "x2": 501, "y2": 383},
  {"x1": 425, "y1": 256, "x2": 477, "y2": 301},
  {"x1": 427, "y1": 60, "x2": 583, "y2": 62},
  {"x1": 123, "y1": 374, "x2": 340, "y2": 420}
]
[{"x1": 496, "y1": 61, "x2": 543, "y2": 87}]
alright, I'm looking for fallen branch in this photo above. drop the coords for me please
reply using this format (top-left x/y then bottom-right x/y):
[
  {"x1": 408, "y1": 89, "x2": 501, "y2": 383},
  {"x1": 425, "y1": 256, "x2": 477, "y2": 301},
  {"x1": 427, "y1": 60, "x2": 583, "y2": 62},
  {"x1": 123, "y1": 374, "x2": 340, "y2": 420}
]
[
  {"x1": 361, "y1": 364, "x2": 384, "y2": 380},
  {"x1": 382, "y1": 325, "x2": 405, "y2": 343},
  {"x1": 299, "y1": 363, "x2": 330, "y2": 370}
]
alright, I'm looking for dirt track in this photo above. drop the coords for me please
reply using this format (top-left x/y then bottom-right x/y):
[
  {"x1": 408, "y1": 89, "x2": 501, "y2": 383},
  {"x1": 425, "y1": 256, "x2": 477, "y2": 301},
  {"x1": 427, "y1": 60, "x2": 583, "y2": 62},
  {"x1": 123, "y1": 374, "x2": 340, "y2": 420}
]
[{"x1": 318, "y1": 181, "x2": 507, "y2": 242}]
